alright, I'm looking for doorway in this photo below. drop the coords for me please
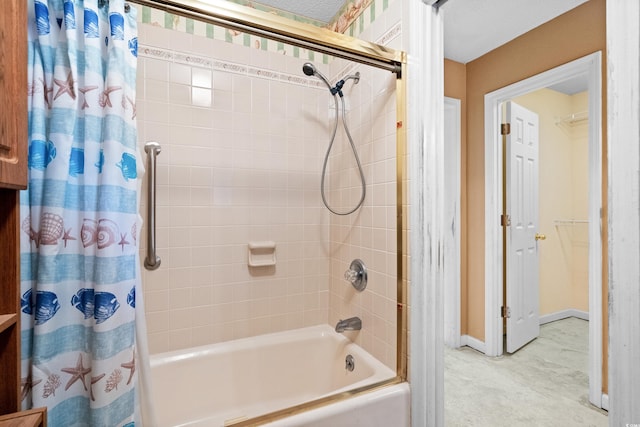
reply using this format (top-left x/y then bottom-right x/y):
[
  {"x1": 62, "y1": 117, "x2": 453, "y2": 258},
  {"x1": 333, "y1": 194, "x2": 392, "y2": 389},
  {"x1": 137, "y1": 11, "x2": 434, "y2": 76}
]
[{"x1": 484, "y1": 52, "x2": 603, "y2": 407}]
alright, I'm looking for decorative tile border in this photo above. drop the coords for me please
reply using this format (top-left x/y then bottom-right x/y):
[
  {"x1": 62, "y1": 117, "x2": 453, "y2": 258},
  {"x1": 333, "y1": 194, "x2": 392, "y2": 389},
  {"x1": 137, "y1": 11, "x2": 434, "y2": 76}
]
[
  {"x1": 139, "y1": 44, "x2": 326, "y2": 90},
  {"x1": 378, "y1": 21, "x2": 401, "y2": 47},
  {"x1": 134, "y1": 0, "x2": 397, "y2": 63}
]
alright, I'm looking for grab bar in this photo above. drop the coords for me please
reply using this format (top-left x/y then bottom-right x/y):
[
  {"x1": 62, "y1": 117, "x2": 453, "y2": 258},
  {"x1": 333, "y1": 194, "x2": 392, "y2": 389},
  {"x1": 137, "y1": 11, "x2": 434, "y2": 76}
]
[{"x1": 144, "y1": 141, "x2": 162, "y2": 270}]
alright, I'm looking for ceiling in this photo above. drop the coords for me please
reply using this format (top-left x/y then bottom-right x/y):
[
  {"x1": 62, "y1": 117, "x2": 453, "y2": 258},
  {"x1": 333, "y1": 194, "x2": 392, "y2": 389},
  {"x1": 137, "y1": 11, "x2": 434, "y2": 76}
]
[
  {"x1": 250, "y1": 0, "x2": 591, "y2": 94},
  {"x1": 253, "y1": 0, "x2": 589, "y2": 63},
  {"x1": 440, "y1": 0, "x2": 589, "y2": 64}
]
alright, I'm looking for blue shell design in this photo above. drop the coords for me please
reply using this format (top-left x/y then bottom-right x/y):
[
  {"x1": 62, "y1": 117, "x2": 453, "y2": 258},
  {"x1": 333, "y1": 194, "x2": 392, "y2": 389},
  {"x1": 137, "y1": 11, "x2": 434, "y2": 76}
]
[
  {"x1": 71, "y1": 288, "x2": 95, "y2": 319},
  {"x1": 122, "y1": 423, "x2": 135, "y2": 427},
  {"x1": 116, "y1": 153, "x2": 137, "y2": 181},
  {"x1": 95, "y1": 150, "x2": 105, "y2": 173},
  {"x1": 84, "y1": 9, "x2": 99, "y2": 38},
  {"x1": 69, "y1": 148, "x2": 85, "y2": 177},
  {"x1": 29, "y1": 140, "x2": 56, "y2": 170},
  {"x1": 21, "y1": 289, "x2": 34, "y2": 315},
  {"x1": 35, "y1": 1, "x2": 50, "y2": 35},
  {"x1": 94, "y1": 292, "x2": 120, "y2": 324},
  {"x1": 128, "y1": 37, "x2": 138, "y2": 57},
  {"x1": 35, "y1": 291, "x2": 61, "y2": 325},
  {"x1": 63, "y1": 0, "x2": 76, "y2": 29},
  {"x1": 109, "y1": 13, "x2": 125, "y2": 40},
  {"x1": 127, "y1": 286, "x2": 135, "y2": 308}
]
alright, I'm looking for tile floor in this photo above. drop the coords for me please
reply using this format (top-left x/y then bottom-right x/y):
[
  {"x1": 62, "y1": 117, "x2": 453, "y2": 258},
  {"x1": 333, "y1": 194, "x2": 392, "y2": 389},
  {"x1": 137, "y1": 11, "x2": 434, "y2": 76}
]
[{"x1": 445, "y1": 317, "x2": 608, "y2": 426}]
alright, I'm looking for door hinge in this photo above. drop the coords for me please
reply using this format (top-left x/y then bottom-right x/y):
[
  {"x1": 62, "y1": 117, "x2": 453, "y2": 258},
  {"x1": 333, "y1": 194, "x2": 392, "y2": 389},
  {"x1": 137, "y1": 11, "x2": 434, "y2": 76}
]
[
  {"x1": 501, "y1": 214, "x2": 511, "y2": 227},
  {"x1": 501, "y1": 306, "x2": 511, "y2": 318},
  {"x1": 501, "y1": 123, "x2": 511, "y2": 135}
]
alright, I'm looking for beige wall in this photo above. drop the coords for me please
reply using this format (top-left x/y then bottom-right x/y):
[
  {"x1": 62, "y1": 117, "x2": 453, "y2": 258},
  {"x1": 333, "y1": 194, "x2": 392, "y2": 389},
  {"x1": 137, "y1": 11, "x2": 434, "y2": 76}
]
[
  {"x1": 464, "y1": 0, "x2": 605, "y2": 338},
  {"x1": 461, "y1": 0, "x2": 607, "y2": 390},
  {"x1": 513, "y1": 89, "x2": 589, "y2": 315},
  {"x1": 570, "y1": 92, "x2": 590, "y2": 312}
]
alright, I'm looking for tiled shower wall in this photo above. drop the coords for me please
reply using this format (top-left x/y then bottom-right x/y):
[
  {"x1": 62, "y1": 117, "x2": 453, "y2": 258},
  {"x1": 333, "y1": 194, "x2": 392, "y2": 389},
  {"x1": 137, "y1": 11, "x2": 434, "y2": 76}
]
[
  {"x1": 324, "y1": 68, "x2": 399, "y2": 369},
  {"x1": 327, "y1": 2, "x2": 403, "y2": 371},
  {"x1": 136, "y1": 1, "x2": 402, "y2": 371},
  {"x1": 137, "y1": 24, "x2": 334, "y2": 353}
]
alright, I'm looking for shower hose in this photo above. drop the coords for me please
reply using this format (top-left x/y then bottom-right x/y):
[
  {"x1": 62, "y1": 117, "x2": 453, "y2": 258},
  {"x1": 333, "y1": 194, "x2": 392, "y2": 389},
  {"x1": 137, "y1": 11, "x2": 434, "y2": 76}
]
[{"x1": 321, "y1": 88, "x2": 367, "y2": 216}]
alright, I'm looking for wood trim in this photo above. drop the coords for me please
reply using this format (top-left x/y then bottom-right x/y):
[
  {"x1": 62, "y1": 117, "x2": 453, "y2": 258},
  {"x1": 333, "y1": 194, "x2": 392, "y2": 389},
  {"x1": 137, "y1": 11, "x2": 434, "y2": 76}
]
[
  {"x1": 460, "y1": 335, "x2": 486, "y2": 354},
  {"x1": 443, "y1": 97, "x2": 462, "y2": 349},
  {"x1": 606, "y1": 0, "x2": 640, "y2": 423},
  {"x1": 539, "y1": 309, "x2": 589, "y2": 325}
]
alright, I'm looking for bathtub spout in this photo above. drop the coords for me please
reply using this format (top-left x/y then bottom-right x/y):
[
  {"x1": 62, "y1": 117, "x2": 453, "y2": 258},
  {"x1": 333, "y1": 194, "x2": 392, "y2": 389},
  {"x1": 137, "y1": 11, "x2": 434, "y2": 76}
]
[{"x1": 335, "y1": 317, "x2": 362, "y2": 333}]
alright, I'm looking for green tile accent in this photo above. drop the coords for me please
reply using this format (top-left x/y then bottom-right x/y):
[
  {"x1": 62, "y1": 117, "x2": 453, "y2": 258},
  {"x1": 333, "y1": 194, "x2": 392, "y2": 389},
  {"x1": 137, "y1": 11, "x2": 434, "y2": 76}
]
[
  {"x1": 243, "y1": 34, "x2": 250, "y2": 47},
  {"x1": 225, "y1": 29, "x2": 233, "y2": 43},
  {"x1": 293, "y1": 46, "x2": 300, "y2": 58},
  {"x1": 141, "y1": 6, "x2": 151, "y2": 24},
  {"x1": 186, "y1": 18, "x2": 194, "y2": 34},
  {"x1": 308, "y1": 51, "x2": 315, "y2": 61},
  {"x1": 323, "y1": 54, "x2": 329, "y2": 65},
  {"x1": 164, "y1": 12, "x2": 174, "y2": 29},
  {"x1": 349, "y1": 24, "x2": 354, "y2": 37},
  {"x1": 277, "y1": 42, "x2": 284, "y2": 53},
  {"x1": 359, "y1": 14, "x2": 364, "y2": 34},
  {"x1": 206, "y1": 23, "x2": 214, "y2": 39},
  {"x1": 370, "y1": 1, "x2": 376, "y2": 23},
  {"x1": 383, "y1": 0, "x2": 389, "y2": 11},
  {"x1": 261, "y1": 37, "x2": 268, "y2": 51}
]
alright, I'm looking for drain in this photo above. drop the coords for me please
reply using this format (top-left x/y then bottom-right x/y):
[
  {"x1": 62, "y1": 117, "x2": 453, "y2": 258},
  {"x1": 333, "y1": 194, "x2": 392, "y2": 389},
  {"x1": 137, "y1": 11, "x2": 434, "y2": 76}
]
[{"x1": 345, "y1": 354, "x2": 355, "y2": 372}]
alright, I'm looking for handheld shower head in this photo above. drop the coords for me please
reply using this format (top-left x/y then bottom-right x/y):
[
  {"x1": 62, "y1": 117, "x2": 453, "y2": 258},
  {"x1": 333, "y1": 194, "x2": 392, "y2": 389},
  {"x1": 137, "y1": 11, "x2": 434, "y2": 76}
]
[
  {"x1": 302, "y1": 62, "x2": 332, "y2": 91},
  {"x1": 302, "y1": 62, "x2": 316, "y2": 76}
]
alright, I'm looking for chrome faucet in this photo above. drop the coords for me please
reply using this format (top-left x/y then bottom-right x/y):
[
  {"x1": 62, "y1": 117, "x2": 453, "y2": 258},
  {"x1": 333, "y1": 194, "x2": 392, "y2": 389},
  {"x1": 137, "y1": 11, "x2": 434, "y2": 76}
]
[{"x1": 335, "y1": 317, "x2": 362, "y2": 333}]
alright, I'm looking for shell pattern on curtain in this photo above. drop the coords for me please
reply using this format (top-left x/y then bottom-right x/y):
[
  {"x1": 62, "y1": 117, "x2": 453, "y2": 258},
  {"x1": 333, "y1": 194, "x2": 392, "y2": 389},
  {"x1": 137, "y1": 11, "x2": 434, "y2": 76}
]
[{"x1": 20, "y1": 0, "x2": 140, "y2": 425}]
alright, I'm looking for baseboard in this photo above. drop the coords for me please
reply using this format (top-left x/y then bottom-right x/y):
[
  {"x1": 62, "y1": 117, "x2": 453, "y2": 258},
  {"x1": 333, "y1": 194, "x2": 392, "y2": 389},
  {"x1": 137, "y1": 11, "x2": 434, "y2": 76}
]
[
  {"x1": 601, "y1": 393, "x2": 609, "y2": 411},
  {"x1": 461, "y1": 335, "x2": 486, "y2": 354},
  {"x1": 539, "y1": 309, "x2": 589, "y2": 325}
]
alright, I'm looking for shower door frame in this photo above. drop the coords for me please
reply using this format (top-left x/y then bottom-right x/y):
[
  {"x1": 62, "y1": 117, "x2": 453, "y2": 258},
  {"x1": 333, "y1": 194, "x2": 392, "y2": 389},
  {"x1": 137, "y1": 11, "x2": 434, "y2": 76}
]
[{"x1": 129, "y1": 0, "x2": 409, "y2": 425}]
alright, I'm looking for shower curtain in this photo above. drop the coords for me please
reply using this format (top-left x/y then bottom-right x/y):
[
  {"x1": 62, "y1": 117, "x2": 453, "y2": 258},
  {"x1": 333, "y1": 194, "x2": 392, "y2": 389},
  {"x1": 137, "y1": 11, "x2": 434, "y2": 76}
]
[{"x1": 20, "y1": 0, "x2": 141, "y2": 425}]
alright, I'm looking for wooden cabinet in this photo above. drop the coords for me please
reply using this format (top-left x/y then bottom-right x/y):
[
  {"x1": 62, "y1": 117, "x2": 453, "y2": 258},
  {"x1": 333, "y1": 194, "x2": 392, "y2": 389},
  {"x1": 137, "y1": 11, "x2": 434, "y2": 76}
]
[
  {"x1": 0, "y1": 0, "x2": 28, "y2": 416},
  {"x1": 0, "y1": 408, "x2": 47, "y2": 427},
  {"x1": 0, "y1": 0, "x2": 28, "y2": 189}
]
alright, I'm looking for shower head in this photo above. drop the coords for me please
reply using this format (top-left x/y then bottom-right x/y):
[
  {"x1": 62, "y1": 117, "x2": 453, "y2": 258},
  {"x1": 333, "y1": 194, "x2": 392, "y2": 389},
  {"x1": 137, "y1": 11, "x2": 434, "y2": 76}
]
[
  {"x1": 302, "y1": 62, "x2": 316, "y2": 76},
  {"x1": 302, "y1": 62, "x2": 332, "y2": 91}
]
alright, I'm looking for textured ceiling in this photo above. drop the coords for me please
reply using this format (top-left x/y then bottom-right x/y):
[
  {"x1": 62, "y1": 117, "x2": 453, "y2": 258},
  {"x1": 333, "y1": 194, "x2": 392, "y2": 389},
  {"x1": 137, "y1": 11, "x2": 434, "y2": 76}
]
[{"x1": 253, "y1": 0, "x2": 346, "y2": 24}]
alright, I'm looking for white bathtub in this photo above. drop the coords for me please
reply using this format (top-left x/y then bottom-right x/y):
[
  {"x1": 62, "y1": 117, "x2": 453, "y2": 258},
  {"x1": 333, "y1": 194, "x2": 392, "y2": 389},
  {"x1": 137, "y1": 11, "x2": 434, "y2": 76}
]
[{"x1": 149, "y1": 324, "x2": 408, "y2": 427}]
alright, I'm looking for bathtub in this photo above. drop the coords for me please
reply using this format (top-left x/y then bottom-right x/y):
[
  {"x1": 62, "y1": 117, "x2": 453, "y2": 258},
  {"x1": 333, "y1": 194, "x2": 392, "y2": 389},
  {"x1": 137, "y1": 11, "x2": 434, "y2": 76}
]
[{"x1": 150, "y1": 324, "x2": 408, "y2": 426}]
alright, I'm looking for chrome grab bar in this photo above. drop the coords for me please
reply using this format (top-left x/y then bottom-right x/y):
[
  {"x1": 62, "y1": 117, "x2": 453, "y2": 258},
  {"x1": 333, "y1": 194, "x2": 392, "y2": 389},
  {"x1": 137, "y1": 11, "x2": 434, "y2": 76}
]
[{"x1": 144, "y1": 141, "x2": 162, "y2": 270}]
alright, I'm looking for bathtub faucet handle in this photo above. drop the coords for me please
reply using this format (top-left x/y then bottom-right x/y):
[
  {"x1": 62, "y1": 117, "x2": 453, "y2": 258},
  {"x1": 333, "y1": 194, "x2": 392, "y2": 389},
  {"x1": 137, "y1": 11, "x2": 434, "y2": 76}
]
[{"x1": 344, "y1": 259, "x2": 367, "y2": 291}]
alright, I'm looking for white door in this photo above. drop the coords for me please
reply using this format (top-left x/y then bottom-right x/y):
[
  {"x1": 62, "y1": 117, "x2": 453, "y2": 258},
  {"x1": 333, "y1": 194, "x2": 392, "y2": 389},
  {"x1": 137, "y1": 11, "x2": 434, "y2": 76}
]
[{"x1": 505, "y1": 101, "x2": 540, "y2": 353}]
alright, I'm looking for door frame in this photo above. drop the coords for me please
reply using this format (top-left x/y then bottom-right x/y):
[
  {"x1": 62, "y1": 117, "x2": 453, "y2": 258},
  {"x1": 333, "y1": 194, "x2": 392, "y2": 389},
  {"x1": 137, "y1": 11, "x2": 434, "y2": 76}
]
[
  {"x1": 443, "y1": 97, "x2": 461, "y2": 349},
  {"x1": 483, "y1": 52, "x2": 603, "y2": 407}
]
